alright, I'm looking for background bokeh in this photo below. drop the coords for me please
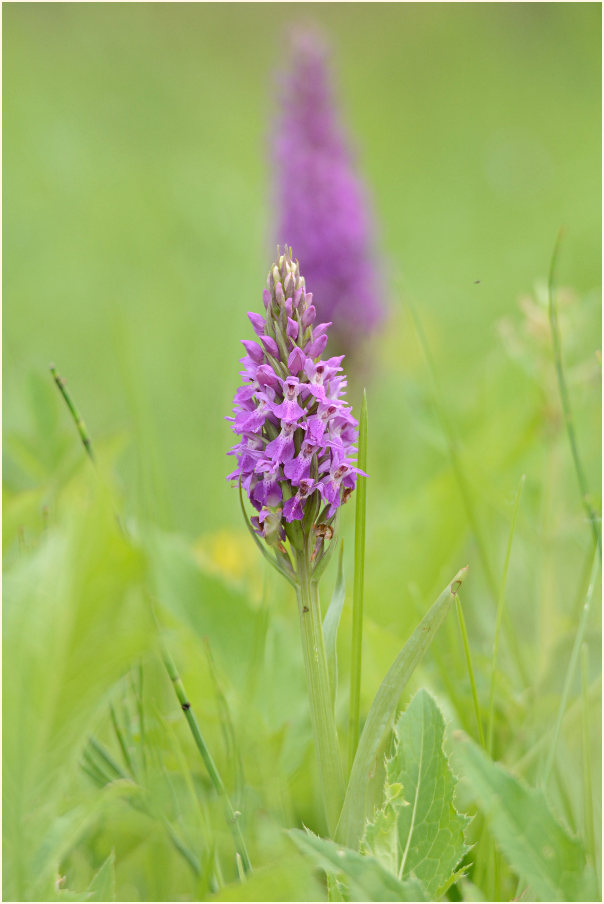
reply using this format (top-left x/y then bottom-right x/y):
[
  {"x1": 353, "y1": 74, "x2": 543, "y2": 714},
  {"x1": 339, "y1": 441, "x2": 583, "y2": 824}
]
[{"x1": 3, "y1": 4, "x2": 602, "y2": 902}]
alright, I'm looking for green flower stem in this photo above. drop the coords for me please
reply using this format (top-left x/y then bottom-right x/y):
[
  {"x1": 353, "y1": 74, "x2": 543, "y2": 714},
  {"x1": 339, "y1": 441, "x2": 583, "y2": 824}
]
[
  {"x1": 348, "y1": 391, "x2": 368, "y2": 775},
  {"x1": 161, "y1": 647, "x2": 252, "y2": 875},
  {"x1": 296, "y1": 549, "x2": 345, "y2": 835}
]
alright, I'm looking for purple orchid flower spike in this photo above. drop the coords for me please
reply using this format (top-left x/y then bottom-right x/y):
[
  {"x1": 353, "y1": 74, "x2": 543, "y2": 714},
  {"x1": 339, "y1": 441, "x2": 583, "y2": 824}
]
[
  {"x1": 227, "y1": 246, "x2": 365, "y2": 584},
  {"x1": 272, "y1": 28, "x2": 385, "y2": 357},
  {"x1": 227, "y1": 246, "x2": 367, "y2": 832}
]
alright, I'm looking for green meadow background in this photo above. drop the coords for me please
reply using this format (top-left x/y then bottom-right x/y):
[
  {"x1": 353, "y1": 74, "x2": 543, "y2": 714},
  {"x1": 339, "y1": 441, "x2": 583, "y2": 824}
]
[{"x1": 3, "y1": 3, "x2": 601, "y2": 901}]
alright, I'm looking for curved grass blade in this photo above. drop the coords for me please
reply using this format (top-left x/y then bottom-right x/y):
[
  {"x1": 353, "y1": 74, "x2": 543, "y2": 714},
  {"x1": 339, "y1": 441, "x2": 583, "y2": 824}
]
[
  {"x1": 407, "y1": 300, "x2": 528, "y2": 685},
  {"x1": 336, "y1": 566, "x2": 469, "y2": 848},
  {"x1": 547, "y1": 229, "x2": 601, "y2": 555},
  {"x1": 541, "y1": 545, "x2": 600, "y2": 788}
]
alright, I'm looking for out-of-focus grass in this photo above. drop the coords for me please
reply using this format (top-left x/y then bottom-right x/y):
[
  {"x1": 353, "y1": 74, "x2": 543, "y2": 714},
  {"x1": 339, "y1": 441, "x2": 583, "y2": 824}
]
[{"x1": 3, "y1": 4, "x2": 601, "y2": 901}]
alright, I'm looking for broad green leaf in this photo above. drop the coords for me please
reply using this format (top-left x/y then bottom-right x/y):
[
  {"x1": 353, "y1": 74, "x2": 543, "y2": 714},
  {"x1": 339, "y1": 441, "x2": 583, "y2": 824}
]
[
  {"x1": 3, "y1": 487, "x2": 152, "y2": 901},
  {"x1": 454, "y1": 733, "x2": 597, "y2": 901},
  {"x1": 337, "y1": 567, "x2": 468, "y2": 848},
  {"x1": 323, "y1": 542, "x2": 346, "y2": 708},
  {"x1": 363, "y1": 690, "x2": 470, "y2": 898},
  {"x1": 87, "y1": 850, "x2": 116, "y2": 902},
  {"x1": 288, "y1": 828, "x2": 429, "y2": 902}
]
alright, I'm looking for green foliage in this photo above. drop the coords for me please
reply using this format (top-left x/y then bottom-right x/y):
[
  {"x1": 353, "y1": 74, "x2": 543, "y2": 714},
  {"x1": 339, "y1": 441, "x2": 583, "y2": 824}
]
[
  {"x1": 2, "y1": 4, "x2": 601, "y2": 900},
  {"x1": 87, "y1": 850, "x2": 117, "y2": 902},
  {"x1": 288, "y1": 829, "x2": 430, "y2": 902},
  {"x1": 454, "y1": 733, "x2": 597, "y2": 901},
  {"x1": 210, "y1": 854, "x2": 325, "y2": 902},
  {"x1": 363, "y1": 690, "x2": 470, "y2": 898},
  {"x1": 2, "y1": 485, "x2": 153, "y2": 900},
  {"x1": 337, "y1": 568, "x2": 467, "y2": 848}
]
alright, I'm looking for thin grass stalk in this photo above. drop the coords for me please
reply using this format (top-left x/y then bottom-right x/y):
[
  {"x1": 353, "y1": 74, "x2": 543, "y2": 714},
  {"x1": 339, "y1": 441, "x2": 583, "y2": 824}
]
[
  {"x1": 487, "y1": 475, "x2": 525, "y2": 754},
  {"x1": 132, "y1": 664, "x2": 148, "y2": 777},
  {"x1": 407, "y1": 302, "x2": 528, "y2": 686},
  {"x1": 110, "y1": 702, "x2": 136, "y2": 777},
  {"x1": 541, "y1": 545, "x2": 600, "y2": 787},
  {"x1": 512, "y1": 676, "x2": 601, "y2": 774},
  {"x1": 162, "y1": 819, "x2": 201, "y2": 877},
  {"x1": 581, "y1": 644, "x2": 597, "y2": 875},
  {"x1": 161, "y1": 647, "x2": 252, "y2": 874},
  {"x1": 295, "y1": 547, "x2": 345, "y2": 835},
  {"x1": 547, "y1": 230, "x2": 602, "y2": 556},
  {"x1": 88, "y1": 737, "x2": 126, "y2": 779},
  {"x1": 50, "y1": 364, "x2": 252, "y2": 875},
  {"x1": 455, "y1": 598, "x2": 485, "y2": 748},
  {"x1": 50, "y1": 364, "x2": 95, "y2": 462},
  {"x1": 348, "y1": 390, "x2": 368, "y2": 774}
]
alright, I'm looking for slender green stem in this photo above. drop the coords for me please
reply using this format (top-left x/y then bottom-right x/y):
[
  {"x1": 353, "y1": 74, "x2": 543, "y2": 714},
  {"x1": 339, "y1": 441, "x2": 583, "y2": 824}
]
[
  {"x1": 161, "y1": 646, "x2": 252, "y2": 874},
  {"x1": 581, "y1": 644, "x2": 597, "y2": 875},
  {"x1": 348, "y1": 390, "x2": 368, "y2": 774},
  {"x1": 408, "y1": 301, "x2": 528, "y2": 686},
  {"x1": 296, "y1": 549, "x2": 345, "y2": 835},
  {"x1": 162, "y1": 818, "x2": 201, "y2": 877},
  {"x1": 541, "y1": 546, "x2": 600, "y2": 787},
  {"x1": 132, "y1": 663, "x2": 148, "y2": 778},
  {"x1": 487, "y1": 476, "x2": 525, "y2": 754},
  {"x1": 50, "y1": 364, "x2": 95, "y2": 462},
  {"x1": 110, "y1": 703, "x2": 136, "y2": 777},
  {"x1": 512, "y1": 676, "x2": 601, "y2": 774},
  {"x1": 547, "y1": 230, "x2": 601, "y2": 556},
  {"x1": 50, "y1": 363, "x2": 251, "y2": 873},
  {"x1": 455, "y1": 597, "x2": 485, "y2": 748},
  {"x1": 88, "y1": 736, "x2": 126, "y2": 779}
]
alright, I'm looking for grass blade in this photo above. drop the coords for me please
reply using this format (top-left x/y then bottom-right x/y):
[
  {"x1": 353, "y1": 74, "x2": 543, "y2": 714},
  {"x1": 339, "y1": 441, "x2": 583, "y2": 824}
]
[
  {"x1": 581, "y1": 644, "x2": 598, "y2": 880},
  {"x1": 455, "y1": 597, "x2": 485, "y2": 748},
  {"x1": 487, "y1": 475, "x2": 525, "y2": 754},
  {"x1": 336, "y1": 566, "x2": 468, "y2": 848},
  {"x1": 547, "y1": 229, "x2": 601, "y2": 555},
  {"x1": 161, "y1": 645, "x2": 252, "y2": 874},
  {"x1": 541, "y1": 545, "x2": 600, "y2": 787},
  {"x1": 407, "y1": 300, "x2": 528, "y2": 686},
  {"x1": 348, "y1": 390, "x2": 368, "y2": 773}
]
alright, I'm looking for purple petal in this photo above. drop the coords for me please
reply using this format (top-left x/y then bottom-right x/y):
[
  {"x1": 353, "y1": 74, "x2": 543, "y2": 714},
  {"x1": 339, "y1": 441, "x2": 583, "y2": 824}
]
[{"x1": 287, "y1": 317, "x2": 299, "y2": 340}]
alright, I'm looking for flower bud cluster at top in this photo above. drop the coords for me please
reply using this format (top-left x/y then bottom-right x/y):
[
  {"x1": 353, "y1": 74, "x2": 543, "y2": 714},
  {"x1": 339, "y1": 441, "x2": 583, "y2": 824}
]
[{"x1": 227, "y1": 247, "x2": 365, "y2": 562}]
